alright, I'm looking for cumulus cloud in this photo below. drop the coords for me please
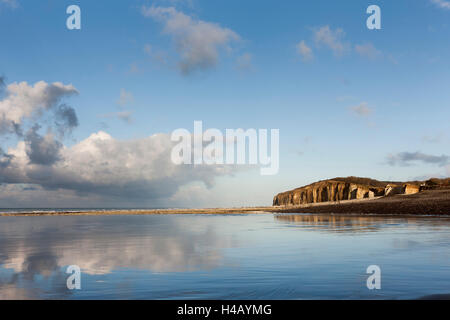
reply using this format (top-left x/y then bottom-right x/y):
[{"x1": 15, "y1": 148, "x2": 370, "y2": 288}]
[
  {"x1": 355, "y1": 43, "x2": 382, "y2": 60},
  {"x1": 0, "y1": 147, "x2": 13, "y2": 169},
  {"x1": 296, "y1": 40, "x2": 314, "y2": 62},
  {"x1": 24, "y1": 125, "x2": 62, "y2": 165},
  {"x1": 387, "y1": 151, "x2": 449, "y2": 166},
  {"x1": 0, "y1": 79, "x2": 79, "y2": 173},
  {"x1": 54, "y1": 104, "x2": 78, "y2": 135},
  {"x1": 431, "y1": 0, "x2": 450, "y2": 9},
  {"x1": 313, "y1": 25, "x2": 349, "y2": 56},
  {"x1": 0, "y1": 78, "x2": 237, "y2": 206},
  {"x1": 141, "y1": 6, "x2": 240, "y2": 75},
  {"x1": 0, "y1": 131, "x2": 235, "y2": 202},
  {"x1": 350, "y1": 102, "x2": 372, "y2": 116},
  {"x1": 0, "y1": 80, "x2": 78, "y2": 135}
]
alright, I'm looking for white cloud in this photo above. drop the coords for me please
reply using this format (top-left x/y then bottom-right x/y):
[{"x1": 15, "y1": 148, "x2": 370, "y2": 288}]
[
  {"x1": 355, "y1": 43, "x2": 382, "y2": 60},
  {"x1": 431, "y1": 0, "x2": 450, "y2": 9},
  {"x1": 307, "y1": 27, "x2": 384, "y2": 61},
  {"x1": 313, "y1": 25, "x2": 349, "y2": 56},
  {"x1": 0, "y1": 79, "x2": 79, "y2": 170},
  {"x1": 117, "y1": 88, "x2": 134, "y2": 107},
  {"x1": 0, "y1": 131, "x2": 235, "y2": 204},
  {"x1": 0, "y1": 80, "x2": 78, "y2": 134},
  {"x1": 296, "y1": 40, "x2": 314, "y2": 61},
  {"x1": 0, "y1": 78, "x2": 239, "y2": 207},
  {"x1": 141, "y1": 6, "x2": 240, "y2": 75},
  {"x1": 350, "y1": 102, "x2": 372, "y2": 116}
]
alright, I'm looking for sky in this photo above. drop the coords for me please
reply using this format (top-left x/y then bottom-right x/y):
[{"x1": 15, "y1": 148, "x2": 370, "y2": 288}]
[{"x1": 0, "y1": 0, "x2": 449, "y2": 208}]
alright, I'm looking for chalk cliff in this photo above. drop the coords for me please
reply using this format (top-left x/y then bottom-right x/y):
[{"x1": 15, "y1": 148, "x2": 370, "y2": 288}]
[{"x1": 272, "y1": 177, "x2": 428, "y2": 206}]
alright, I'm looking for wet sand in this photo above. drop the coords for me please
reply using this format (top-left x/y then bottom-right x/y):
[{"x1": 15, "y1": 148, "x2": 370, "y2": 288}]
[
  {"x1": 1, "y1": 189, "x2": 449, "y2": 216},
  {"x1": 0, "y1": 207, "x2": 273, "y2": 216}
]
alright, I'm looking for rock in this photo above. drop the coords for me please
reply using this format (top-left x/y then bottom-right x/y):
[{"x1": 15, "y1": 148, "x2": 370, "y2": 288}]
[
  {"x1": 403, "y1": 184, "x2": 420, "y2": 195},
  {"x1": 385, "y1": 184, "x2": 403, "y2": 196},
  {"x1": 419, "y1": 178, "x2": 450, "y2": 191},
  {"x1": 273, "y1": 177, "x2": 423, "y2": 206}
]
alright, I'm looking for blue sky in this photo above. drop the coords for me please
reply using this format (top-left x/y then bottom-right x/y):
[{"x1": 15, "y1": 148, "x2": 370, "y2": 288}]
[{"x1": 0, "y1": 0, "x2": 449, "y2": 208}]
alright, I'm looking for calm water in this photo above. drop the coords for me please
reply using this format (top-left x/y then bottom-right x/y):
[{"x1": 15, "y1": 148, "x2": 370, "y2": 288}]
[{"x1": 0, "y1": 213, "x2": 449, "y2": 299}]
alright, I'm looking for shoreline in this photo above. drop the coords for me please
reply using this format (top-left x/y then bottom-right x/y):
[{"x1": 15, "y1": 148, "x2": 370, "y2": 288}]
[
  {"x1": 0, "y1": 207, "x2": 275, "y2": 216},
  {"x1": 1, "y1": 189, "x2": 449, "y2": 217}
]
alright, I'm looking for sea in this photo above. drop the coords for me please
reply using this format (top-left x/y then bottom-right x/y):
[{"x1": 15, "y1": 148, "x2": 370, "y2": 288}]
[{"x1": 0, "y1": 211, "x2": 449, "y2": 299}]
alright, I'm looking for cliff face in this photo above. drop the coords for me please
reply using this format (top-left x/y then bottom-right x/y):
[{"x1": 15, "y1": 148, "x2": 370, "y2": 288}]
[
  {"x1": 272, "y1": 177, "x2": 425, "y2": 206},
  {"x1": 273, "y1": 179, "x2": 384, "y2": 206}
]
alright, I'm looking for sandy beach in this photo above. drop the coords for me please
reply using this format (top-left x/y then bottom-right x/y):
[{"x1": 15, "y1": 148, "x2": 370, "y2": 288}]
[{"x1": 0, "y1": 207, "x2": 274, "y2": 216}]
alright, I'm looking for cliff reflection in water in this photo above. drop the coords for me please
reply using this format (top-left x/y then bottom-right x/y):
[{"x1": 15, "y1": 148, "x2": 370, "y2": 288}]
[{"x1": 274, "y1": 213, "x2": 450, "y2": 233}]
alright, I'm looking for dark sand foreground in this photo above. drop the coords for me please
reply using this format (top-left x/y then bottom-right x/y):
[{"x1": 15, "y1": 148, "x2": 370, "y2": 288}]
[{"x1": 1, "y1": 189, "x2": 449, "y2": 216}]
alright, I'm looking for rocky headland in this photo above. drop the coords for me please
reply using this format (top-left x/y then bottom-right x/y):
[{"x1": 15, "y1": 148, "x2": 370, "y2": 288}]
[
  {"x1": 272, "y1": 177, "x2": 450, "y2": 215},
  {"x1": 273, "y1": 177, "x2": 448, "y2": 206}
]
